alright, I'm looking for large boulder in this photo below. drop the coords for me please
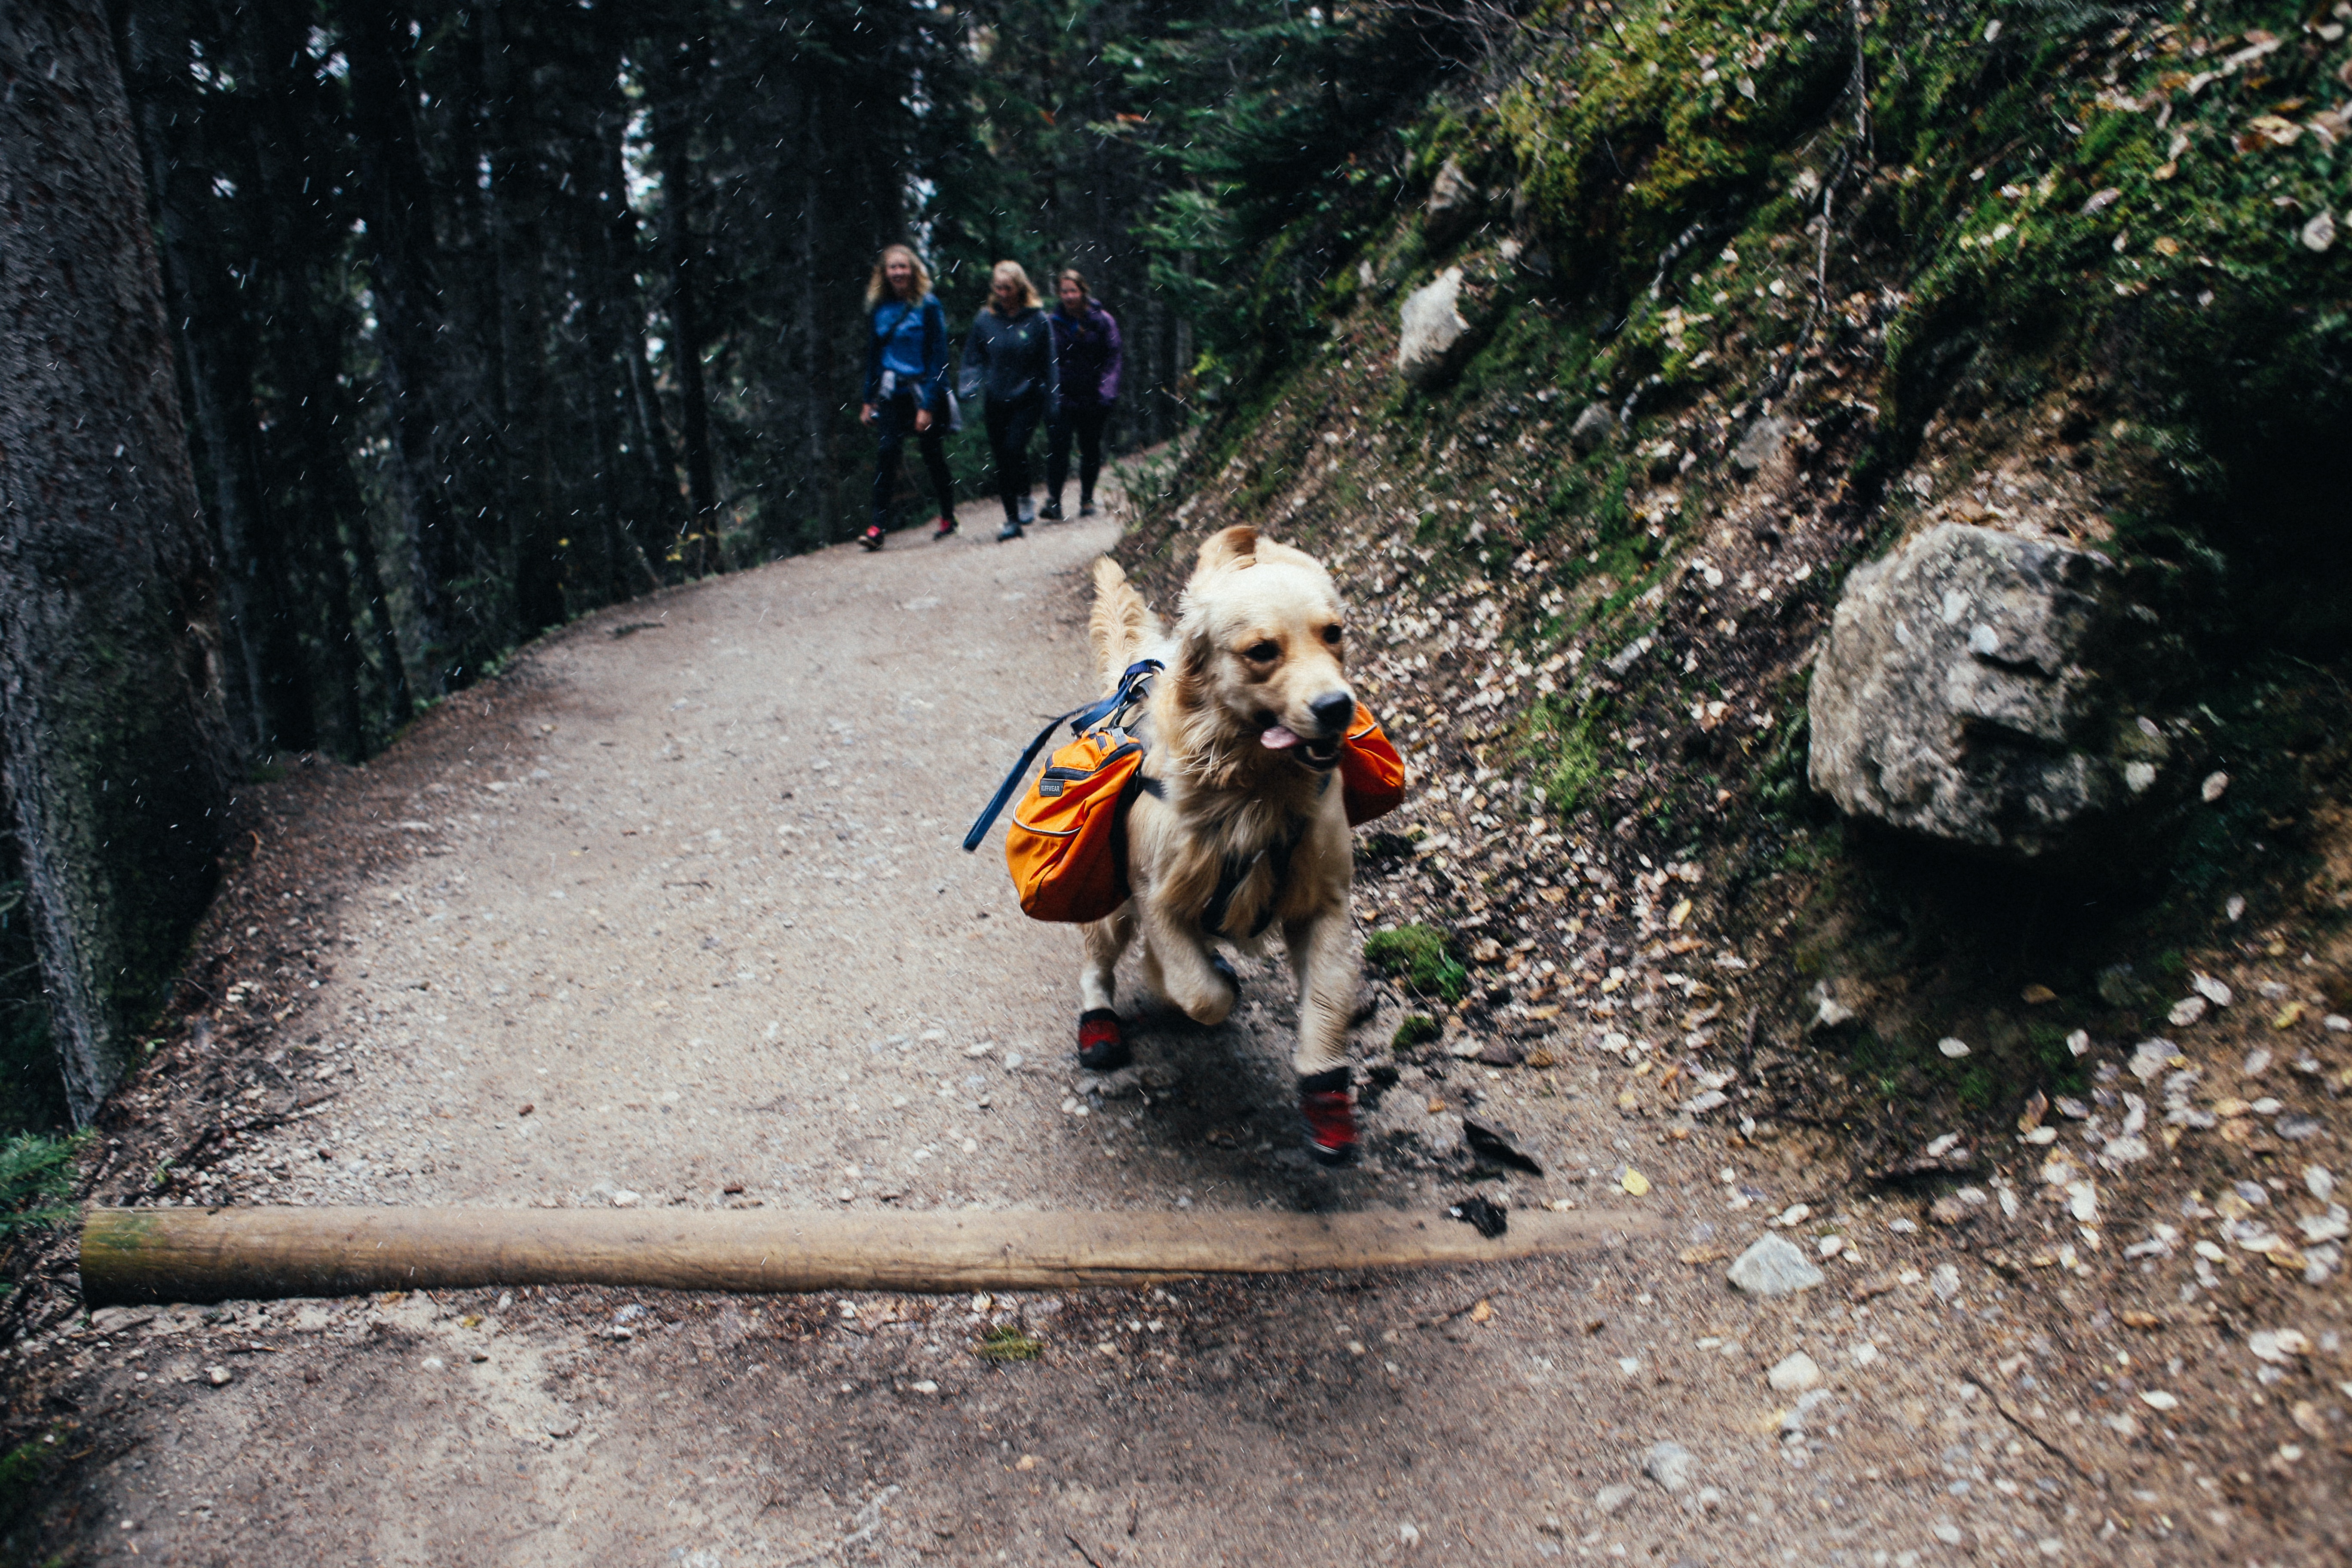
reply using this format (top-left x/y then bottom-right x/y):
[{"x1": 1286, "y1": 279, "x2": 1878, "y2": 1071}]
[
  {"x1": 1396, "y1": 268, "x2": 1471, "y2": 388},
  {"x1": 1808, "y1": 523, "x2": 2171, "y2": 859}
]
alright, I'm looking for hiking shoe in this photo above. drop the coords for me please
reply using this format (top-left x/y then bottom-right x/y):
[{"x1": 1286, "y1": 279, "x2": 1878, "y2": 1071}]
[
  {"x1": 1299, "y1": 1069, "x2": 1358, "y2": 1167},
  {"x1": 997, "y1": 520, "x2": 1024, "y2": 542},
  {"x1": 1018, "y1": 495, "x2": 1036, "y2": 525},
  {"x1": 934, "y1": 514, "x2": 958, "y2": 539},
  {"x1": 1078, "y1": 499, "x2": 1097, "y2": 517},
  {"x1": 1039, "y1": 496, "x2": 1064, "y2": 522},
  {"x1": 1077, "y1": 1008, "x2": 1130, "y2": 1072},
  {"x1": 860, "y1": 525, "x2": 885, "y2": 551}
]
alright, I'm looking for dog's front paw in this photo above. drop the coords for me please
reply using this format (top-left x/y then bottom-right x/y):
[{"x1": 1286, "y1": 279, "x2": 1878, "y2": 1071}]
[{"x1": 1170, "y1": 966, "x2": 1239, "y2": 1026}]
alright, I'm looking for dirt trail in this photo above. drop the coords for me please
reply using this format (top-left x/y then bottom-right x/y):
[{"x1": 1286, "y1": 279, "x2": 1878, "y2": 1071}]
[{"x1": 17, "y1": 491, "x2": 2322, "y2": 1565}]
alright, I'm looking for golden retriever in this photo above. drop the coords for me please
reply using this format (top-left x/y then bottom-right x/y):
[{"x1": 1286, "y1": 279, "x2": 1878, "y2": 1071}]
[{"x1": 1079, "y1": 524, "x2": 1364, "y2": 1164}]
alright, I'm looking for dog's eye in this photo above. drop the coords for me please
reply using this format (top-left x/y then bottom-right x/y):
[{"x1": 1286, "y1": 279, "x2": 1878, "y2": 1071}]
[
  {"x1": 1243, "y1": 640, "x2": 1280, "y2": 663},
  {"x1": 1322, "y1": 625, "x2": 1344, "y2": 645}
]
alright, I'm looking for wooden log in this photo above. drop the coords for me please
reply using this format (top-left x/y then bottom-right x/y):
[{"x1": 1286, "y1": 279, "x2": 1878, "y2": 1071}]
[{"x1": 79, "y1": 1204, "x2": 1656, "y2": 1305}]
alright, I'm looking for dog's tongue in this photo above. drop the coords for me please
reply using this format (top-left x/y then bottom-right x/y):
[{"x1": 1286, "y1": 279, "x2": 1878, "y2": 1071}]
[{"x1": 1259, "y1": 725, "x2": 1301, "y2": 751}]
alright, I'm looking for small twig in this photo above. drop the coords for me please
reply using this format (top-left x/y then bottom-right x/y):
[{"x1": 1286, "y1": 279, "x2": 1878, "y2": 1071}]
[
  {"x1": 1977, "y1": 1372, "x2": 2099, "y2": 1484},
  {"x1": 1063, "y1": 1531, "x2": 1106, "y2": 1568},
  {"x1": 1416, "y1": 1284, "x2": 1508, "y2": 1329}
]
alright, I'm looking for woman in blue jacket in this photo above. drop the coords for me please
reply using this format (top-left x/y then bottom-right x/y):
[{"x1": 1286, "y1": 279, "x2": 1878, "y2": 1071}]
[
  {"x1": 959, "y1": 261, "x2": 1060, "y2": 542},
  {"x1": 859, "y1": 245, "x2": 956, "y2": 550}
]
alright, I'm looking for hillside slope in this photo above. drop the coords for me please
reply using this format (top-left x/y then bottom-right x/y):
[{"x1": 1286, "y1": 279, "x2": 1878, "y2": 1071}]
[{"x1": 1119, "y1": 0, "x2": 2352, "y2": 1541}]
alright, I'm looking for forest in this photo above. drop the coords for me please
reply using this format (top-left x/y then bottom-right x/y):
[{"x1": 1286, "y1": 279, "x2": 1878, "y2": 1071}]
[{"x1": 1, "y1": 0, "x2": 1487, "y2": 1130}]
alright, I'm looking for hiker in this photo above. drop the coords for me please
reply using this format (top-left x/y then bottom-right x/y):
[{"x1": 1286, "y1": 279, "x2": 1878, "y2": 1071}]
[
  {"x1": 859, "y1": 244, "x2": 956, "y2": 550},
  {"x1": 959, "y1": 260, "x2": 1060, "y2": 542},
  {"x1": 1042, "y1": 269, "x2": 1121, "y2": 521}
]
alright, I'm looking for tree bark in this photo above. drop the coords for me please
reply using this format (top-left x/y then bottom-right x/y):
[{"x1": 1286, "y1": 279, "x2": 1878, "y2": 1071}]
[
  {"x1": 342, "y1": 0, "x2": 458, "y2": 698},
  {"x1": 0, "y1": 0, "x2": 240, "y2": 1123},
  {"x1": 654, "y1": 50, "x2": 717, "y2": 576}
]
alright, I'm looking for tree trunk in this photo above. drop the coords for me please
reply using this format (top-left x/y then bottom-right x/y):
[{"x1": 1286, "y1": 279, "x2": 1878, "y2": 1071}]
[
  {"x1": 654, "y1": 53, "x2": 717, "y2": 576},
  {"x1": 0, "y1": 0, "x2": 240, "y2": 1123},
  {"x1": 342, "y1": 0, "x2": 458, "y2": 698}
]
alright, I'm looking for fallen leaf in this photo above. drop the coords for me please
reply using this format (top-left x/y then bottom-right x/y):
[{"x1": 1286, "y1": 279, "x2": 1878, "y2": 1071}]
[
  {"x1": 2300, "y1": 211, "x2": 2337, "y2": 251},
  {"x1": 2273, "y1": 1002, "x2": 2307, "y2": 1029},
  {"x1": 2141, "y1": 1390, "x2": 2180, "y2": 1411},
  {"x1": 2020, "y1": 984, "x2": 2058, "y2": 1006},
  {"x1": 2152, "y1": 235, "x2": 2182, "y2": 256},
  {"x1": 1469, "y1": 1298, "x2": 1493, "y2": 1324},
  {"x1": 1620, "y1": 1168, "x2": 1652, "y2": 1197},
  {"x1": 2119, "y1": 1309, "x2": 2164, "y2": 1329}
]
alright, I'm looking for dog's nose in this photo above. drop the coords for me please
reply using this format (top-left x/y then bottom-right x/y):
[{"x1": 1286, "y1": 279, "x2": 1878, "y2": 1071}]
[{"x1": 1308, "y1": 691, "x2": 1355, "y2": 736}]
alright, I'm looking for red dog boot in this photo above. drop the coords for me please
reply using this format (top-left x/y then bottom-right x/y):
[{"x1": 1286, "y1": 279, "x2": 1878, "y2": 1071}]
[
  {"x1": 1077, "y1": 1008, "x2": 1130, "y2": 1072},
  {"x1": 1299, "y1": 1068, "x2": 1357, "y2": 1167}
]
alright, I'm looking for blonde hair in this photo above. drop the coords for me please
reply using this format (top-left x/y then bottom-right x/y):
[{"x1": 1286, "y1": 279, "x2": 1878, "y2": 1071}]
[
  {"x1": 865, "y1": 245, "x2": 932, "y2": 309},
  {"x1": 989, "y1": 260, "x2": 1041, "y2": 312},
  {"x1": 1057, "y1": 268, "x2": 1090, "y2": 301}
]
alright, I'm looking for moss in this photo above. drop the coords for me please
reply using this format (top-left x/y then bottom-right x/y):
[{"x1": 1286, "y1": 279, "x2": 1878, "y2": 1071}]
[
  {"x1": 1520, "y1": 696, "x2": 1611, "y2": 819},
  {"x1": 1365, "y1": 924, "x2": 1469, "y2": 1002},
  {"x1": 1393, "y1": 1013, "x2": 1442, "y2": 1050}
]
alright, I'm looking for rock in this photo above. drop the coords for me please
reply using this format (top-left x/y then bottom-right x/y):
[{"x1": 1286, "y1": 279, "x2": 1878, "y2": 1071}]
[
  {"x1": 1569, "y1": 402, "x2": 1615, "y2": 452},
  {"x1": 1938, "y1": 1037, "x2": 1971, "y2": 1058},
  {"x1": 1767, "y1": 1351, "x2": 1824, "y2": 1392},
  {"x1": 1807, "y1": 523, "x2": 2170, "y2": 859},
  {"x1": 205, "y1": 1365, "x2": 232, "y2": 1387},
  {"x1": 1396, "y1": 269, "x2": 1471, "y2": 388},
  {"x1": 2247, "y1": 1328, "x2": 2309, "y2": 1363},
  {"x1": 1727, "y1": 1234, "x2": 1825, "y2": 1296},
  {"x1": 1423, "y1": 158, "x2": 1482, "y2": 242},
  {"x1": 1928, "y1": 1191, "x2": 1982, "y2": 1226},
  {"x1": 1642, "y1": 1442, "x2": 1696, "y2": 1493},
  {"x1": 1594, "y1": 1482, "x2": 1638, "y2": 1516},
  {"x1": 87, "y1": 1306, "x2": 158, "y2": 1335},
  {"x1": 1930, "y1": 1263, "x2": 1961, "y2": 1301},
  {"x1": 1730, "y1": 416, "x2": 1791, "y2": 473}
]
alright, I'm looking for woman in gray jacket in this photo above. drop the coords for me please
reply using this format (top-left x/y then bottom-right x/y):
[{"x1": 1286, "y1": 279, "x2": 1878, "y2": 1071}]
[{"x1": 959, "y1": 261, "x2": 1060, "y2": 542}]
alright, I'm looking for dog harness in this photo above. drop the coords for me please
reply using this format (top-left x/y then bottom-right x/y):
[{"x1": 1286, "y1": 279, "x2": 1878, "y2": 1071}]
[{"x1": 964, "y1": 661, "x2": 1406, "y2": 925}]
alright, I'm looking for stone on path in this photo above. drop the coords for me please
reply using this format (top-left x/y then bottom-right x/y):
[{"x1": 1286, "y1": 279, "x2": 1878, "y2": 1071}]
[
  {"x1": 1727, "y1": 1234, "x2": 1824, "y2": 1296},
  {"x1": 1642, "y1": 1442, "x2": 1695, "y2": 1494},
  {"x1": 1767, "y1": 1351, "x2": 1824, "y2": 1393}
]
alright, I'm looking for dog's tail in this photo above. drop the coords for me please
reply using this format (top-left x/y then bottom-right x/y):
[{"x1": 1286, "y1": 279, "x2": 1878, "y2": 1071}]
[{"x1": 1088, "y1": 555, "x2": 1155, "y2": 692}]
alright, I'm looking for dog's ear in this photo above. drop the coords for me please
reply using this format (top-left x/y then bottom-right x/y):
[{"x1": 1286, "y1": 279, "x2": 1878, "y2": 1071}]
[
  {"x1": 1170, "y1": 613, "x2": 1215, "y2": 711},
  {"x1": 1195, "y1": 524, "x2": 1259, "y2": 574}
]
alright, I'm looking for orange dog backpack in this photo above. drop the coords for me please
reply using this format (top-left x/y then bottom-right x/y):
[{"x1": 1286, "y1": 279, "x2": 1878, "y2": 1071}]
[{"x1": 965, "y1": 661, "x2": 1406, "y2": 924}]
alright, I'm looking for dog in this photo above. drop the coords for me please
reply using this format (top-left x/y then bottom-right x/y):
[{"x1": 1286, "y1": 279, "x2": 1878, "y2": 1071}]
[{"x1": 1078, "y1": 524, "x2": 1365, "y2": 1164}]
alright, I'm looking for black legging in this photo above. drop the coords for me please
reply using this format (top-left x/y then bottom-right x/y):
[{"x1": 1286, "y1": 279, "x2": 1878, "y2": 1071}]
[
  {"x1": 983, "y1": 393, "x2": 1044, "y2": 518},
  {"x1": 871, "y1": 391, "x2": 954, "y2": 528},
  {"x1": 1047, "y1": 402, "x2": 1109, "y2": 506}
]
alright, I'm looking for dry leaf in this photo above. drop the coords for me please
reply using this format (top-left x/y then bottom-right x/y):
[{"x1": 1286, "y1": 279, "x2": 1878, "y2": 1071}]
[
  {"x1": 2021, "y1": 984, "x2": 2058, "y2": 1005},
  {"x1": 1620, "y1": 1168, "x2": 1652, "y2": 1197},
  {"x1": 1469, "y1": 1298, "x2": 1493, "y2": 1324}
]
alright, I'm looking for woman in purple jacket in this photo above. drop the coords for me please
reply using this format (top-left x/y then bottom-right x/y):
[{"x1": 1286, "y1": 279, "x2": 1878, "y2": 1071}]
[{"x1": 1041, "y1": 270, "x2": 1121, "y2": 521}]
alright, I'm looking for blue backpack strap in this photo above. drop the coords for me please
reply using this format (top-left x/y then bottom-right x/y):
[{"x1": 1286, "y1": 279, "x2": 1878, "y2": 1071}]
[{"x1": 963, "y1": 660, "x2": 1161, "y2": 852}]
